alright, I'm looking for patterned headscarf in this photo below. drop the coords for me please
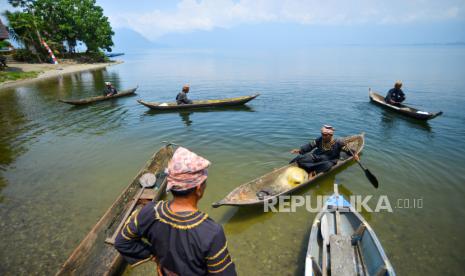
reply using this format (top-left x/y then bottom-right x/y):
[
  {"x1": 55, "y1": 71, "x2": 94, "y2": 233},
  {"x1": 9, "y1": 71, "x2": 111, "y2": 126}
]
[{"x1": 166, "y1": 147, "x2": 210, "y2": 192}]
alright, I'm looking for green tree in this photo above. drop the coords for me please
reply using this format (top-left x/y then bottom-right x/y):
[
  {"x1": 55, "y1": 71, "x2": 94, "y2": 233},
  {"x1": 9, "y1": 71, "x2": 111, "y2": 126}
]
[
  {"x1": 33, "y1": 0, "x2": 114, "y2": 53},
  {"x1": 5, "y1": 10, "x2": 45, "y2": 62},
  {"x1": 7, "y1": 0, "x2": 114, "y2": 55},
  {"x1": 74, "y1": 0, "x2": 114, "y2": 52}
]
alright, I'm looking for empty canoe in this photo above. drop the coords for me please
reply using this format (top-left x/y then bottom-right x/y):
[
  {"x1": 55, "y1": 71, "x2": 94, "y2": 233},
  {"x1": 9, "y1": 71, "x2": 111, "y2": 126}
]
[
  {"x1": 55, "y1": 144, "x2": 174, "y2": 275},
  {"x1": 212, "y1": 134, "x2": 364, "y2": 207},
  {"x1": 59, "y1": 87, "x2": 137, "y2": 106},
  {"x1": 305, "y1": 183, "x2": 395, "y2": 276},
  {"x1": 369, "y1": 89, "x2": 442, "y2": 121},
  {"x1": 137, "y1": 94, "x2": 259, "y2": 111}
]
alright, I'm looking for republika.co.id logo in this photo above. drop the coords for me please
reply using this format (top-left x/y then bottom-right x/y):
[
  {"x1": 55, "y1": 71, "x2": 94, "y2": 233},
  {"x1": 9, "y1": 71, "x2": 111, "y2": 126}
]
[{"x1": 263, "y1": 195, "x2": 423, "y2": 213}]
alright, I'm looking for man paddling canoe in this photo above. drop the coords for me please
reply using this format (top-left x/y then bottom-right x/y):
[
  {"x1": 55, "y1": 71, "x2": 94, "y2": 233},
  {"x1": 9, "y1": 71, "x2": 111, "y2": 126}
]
[
  {"x1": 176, "y1": 84, "x2": 193, "y2": 105},
  {"x1": 385, "y1": 80, "x2": 405, "y2": 105},
  {"x1": 290, "y1": 125, "x2": 359, "y2": 175},
  {"x1": 115, "y1": 147, "x2": 236, "y2": 275},
  {"x1": 104, "y1": 82, "x2": 118, "y2": 96}
]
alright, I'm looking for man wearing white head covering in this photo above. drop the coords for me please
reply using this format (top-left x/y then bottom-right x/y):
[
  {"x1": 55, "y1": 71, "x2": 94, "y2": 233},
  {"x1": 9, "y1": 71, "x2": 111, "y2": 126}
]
[
  {"x1": 104, "y1": 81, "x2": 118, "y2": 96},
  {"x1": 290, "y1": 125, "x2": 359, "y2": 174}
]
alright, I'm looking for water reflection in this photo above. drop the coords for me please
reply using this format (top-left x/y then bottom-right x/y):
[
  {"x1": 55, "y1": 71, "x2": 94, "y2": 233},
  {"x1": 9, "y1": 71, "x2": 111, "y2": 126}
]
[
  {"x1": 56, "y1": 68, "x2": 123, "y2": 100},
  {"x1": 0, "y1": 89, "x2": 30, "y2": 202},
  {"x1": 179, "y1": 112, "x2": 193, "y2": 126},
  {"x1": 379, "y1": 107, "x2": 433, "y2": 132},
  {"x1": 0, "y1": 69, "x2": 127, "y2": 202},
  {"x1": 143, "y1": 105, "x2": 255, "y2": 126}
]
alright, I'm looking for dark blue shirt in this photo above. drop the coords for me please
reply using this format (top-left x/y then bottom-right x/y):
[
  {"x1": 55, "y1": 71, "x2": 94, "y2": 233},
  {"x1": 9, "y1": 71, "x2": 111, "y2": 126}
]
[
  {"x1": 299, "y1": 137, "x2": 350, "y2": 162},
  {"x1": 105, "y1": 86, "x2": 117, "y2": 96},
  {"x1": 385, "y1": 88, "x2": 405, "y2": 103},
  {"x1": 176, "y1": 92, "x2": 192, "y2": 105}
]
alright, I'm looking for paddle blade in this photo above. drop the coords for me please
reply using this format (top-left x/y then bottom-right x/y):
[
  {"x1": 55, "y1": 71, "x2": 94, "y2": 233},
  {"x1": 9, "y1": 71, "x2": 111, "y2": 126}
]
[
  {"x1": 364, "y1": 169, "x2": 379, "y2": 188},
  {"x1": 139, "y1": 173, "x2": 157, "y2": 188}
]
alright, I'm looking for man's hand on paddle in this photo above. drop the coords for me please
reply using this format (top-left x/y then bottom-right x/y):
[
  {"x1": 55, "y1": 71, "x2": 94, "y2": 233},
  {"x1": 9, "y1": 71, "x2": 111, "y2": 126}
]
[
  {"x1": 353, "y1": 153, "x2": 360, "y2": 161},
  {"x1": 290, "y1": 149, "x2": 300, "y2": 154}
]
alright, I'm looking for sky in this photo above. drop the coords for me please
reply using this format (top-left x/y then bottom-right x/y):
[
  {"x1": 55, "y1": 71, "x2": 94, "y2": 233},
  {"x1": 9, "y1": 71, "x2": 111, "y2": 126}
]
[
  {"x1": 1, "y1": 0, "x2": 465, "y2": 47},
  {"x1": 97, "y1": 0, "x2": 465, "y2": 40}
]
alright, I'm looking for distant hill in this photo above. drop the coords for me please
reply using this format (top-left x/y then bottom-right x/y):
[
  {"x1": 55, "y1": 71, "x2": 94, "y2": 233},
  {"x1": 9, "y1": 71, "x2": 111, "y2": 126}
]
[
  {"x1": 111, "y1": 28, "x2": 167, "y2": 52},
  {"x1": 149, "y1": 22, "x2": 465, "y2": 49}
]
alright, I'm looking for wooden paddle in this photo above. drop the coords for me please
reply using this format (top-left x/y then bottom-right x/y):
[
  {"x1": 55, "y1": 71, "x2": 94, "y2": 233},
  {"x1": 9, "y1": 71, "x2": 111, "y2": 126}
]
[{"x1": 347, "y1": 147, "x2": 379, "y2": 188}]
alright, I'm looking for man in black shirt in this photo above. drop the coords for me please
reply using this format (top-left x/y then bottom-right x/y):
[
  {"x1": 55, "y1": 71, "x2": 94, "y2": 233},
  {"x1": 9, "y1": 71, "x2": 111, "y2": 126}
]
[
  {"x1": 104, "y1": 82, "x2": 118, "y2": 96},
  {"x1": 115, "y1": 147, "x2": 236, "y2": 275},
  {"x1": 385, "y1": 81, "x2": 405, "y2": 105},
  {"x1": 290, "y1": 125, "x2": 359, "y2": 174},
  {"x1": 176, "y1": 84, "x2": 193, "y2": 105}
]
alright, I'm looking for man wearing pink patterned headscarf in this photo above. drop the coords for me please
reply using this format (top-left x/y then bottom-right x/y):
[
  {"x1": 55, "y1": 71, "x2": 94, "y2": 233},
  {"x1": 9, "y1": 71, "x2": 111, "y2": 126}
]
[{"x1": 115, "y1": 147, "x2": 236, "y2": 276}]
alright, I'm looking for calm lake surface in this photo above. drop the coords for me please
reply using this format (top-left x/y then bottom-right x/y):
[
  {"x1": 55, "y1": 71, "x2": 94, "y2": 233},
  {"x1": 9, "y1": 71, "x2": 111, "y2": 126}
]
[{"x1": 1, "y1": 46, "x2": 465, "y2": 275}]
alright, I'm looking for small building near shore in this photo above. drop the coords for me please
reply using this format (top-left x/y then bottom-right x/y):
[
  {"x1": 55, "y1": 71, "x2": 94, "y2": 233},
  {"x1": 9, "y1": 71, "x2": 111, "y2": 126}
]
[{"x1": 0, "y1": 19, "x2": 9, "y2": 41}]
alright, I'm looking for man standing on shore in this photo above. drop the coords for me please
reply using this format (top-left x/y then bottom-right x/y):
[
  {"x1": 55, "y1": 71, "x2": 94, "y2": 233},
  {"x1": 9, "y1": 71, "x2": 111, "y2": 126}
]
[{"x1": 115, "y1": 147, "x2": 236, "y2": 275}]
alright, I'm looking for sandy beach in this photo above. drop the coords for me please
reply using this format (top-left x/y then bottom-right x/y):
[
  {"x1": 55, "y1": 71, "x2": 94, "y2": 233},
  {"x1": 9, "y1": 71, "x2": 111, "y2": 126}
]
[{"x1": 0, "y1": 60, "x2": 123, "y2": 90}]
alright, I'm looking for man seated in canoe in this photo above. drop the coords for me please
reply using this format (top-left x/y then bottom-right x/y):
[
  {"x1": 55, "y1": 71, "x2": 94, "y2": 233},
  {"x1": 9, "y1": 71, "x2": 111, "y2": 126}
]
[
  {"x1": 290, "y1": 125, "x2": 359, "y2": 175},
  {"x1": 115, "y1": 147, "x2": 237, "y2": 275},
  {"x1": 384, "y1": 81, "x2": 405, "y2": 105},
  {"x1": 104, "y1": 82, "x2": 118, "y2": 96},
  {"x1": 176, "y1": 84, "x2": 193, "y2": 105}
]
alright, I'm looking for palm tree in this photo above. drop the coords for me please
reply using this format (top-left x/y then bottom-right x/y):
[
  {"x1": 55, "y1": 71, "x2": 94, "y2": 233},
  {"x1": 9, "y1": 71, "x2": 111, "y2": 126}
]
[{"x1": 4, "y1": 11, "x2": 43, "y2": 62}]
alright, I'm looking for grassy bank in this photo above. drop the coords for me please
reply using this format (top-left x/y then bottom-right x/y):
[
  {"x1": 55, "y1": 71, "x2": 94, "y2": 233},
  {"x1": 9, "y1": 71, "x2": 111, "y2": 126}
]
[{"x1": 0, "y1": 71, "x2": 40, "y2": 83}]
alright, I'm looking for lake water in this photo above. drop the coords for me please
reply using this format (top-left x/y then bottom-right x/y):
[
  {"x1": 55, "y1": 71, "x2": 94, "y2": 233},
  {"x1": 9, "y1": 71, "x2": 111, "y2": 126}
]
[{"x1": 1, "y1": 46, "x2": 465, "y2": 275}]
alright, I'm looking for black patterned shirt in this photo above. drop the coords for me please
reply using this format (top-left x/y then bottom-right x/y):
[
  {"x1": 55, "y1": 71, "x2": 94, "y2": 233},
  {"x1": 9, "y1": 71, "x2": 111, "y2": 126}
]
[
  {"x1": 115, "y1": 201, "x2": 236, "y2": 276},
  {"x1": 299, "y1": 137, "x2": 351, "y2": 161}
]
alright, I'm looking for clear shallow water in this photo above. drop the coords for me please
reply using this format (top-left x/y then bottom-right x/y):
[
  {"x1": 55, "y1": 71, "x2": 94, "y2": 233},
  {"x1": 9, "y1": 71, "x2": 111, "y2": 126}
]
[{"x1": 0, "y1": 46, "x2": 465, "y2": 275}]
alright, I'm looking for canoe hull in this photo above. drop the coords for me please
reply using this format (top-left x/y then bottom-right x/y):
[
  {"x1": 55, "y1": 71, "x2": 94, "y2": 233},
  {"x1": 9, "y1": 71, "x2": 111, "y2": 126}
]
[
  {"x1": 306, "y1": 184, "x2": 395, "y2": 275},
  {"x1": 59, "y1": 88, "x2": 137, "y2": 106},
  {"x1": 137, "y1": 94, "x2": 259, "y2": 111},
  {"x1": 369, "y1": 90, "x2": 442, "y2": 121},
  {"x1": 55, "y1": 145, "x2": 174, "y2": 276},
  {"x1": 212, "y1": 134, "x2": 364, "y2": 207}
]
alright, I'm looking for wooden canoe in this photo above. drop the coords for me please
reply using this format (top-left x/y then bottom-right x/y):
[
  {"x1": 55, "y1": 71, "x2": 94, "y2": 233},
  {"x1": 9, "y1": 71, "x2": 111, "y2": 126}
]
[
  {"x1": 369, "y1": 89, "x2": 442, "y2": 121},
  {"x1": 55, "y1": 144, "x2": 175, "y2": 276},
  {"x1": 137, "y1": 94, "x2": 259, "y2": 111},
  {"x1": 59, "y1": 87, "x2": 137, "y2": 106},
  {"x1": 305, "y1": 183, "x2": 395, "y2": 276},
  {"x1": 212, "y1": 134, "x2": 364, "y2": 207}
]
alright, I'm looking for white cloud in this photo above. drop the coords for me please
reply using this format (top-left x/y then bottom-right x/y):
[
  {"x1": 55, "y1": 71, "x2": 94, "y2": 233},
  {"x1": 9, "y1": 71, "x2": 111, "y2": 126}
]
[{"x1": 108, "y1": 0, "x2": 465, "y2": 41}]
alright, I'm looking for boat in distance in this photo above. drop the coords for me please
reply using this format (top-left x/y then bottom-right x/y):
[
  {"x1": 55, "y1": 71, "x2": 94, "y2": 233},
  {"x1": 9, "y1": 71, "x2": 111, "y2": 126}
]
[
  {"x1": 369, "y1": 89, "x2": 442, "y2": 121},
  {"x1": 137, "y1": 94, "x2": 259, "y2": 111},
  {"x1": 59, "y1": 87, "x2": 137, "y2": 106}
]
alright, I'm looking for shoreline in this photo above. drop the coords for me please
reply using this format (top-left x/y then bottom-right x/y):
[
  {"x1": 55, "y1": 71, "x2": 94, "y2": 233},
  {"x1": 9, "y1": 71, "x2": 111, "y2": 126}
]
[{"x1": 0, "y1": 60, "x2": 123, "y2": 90}]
